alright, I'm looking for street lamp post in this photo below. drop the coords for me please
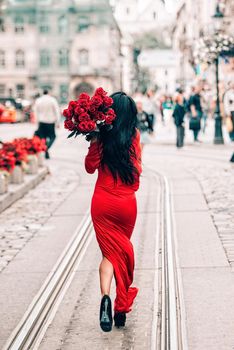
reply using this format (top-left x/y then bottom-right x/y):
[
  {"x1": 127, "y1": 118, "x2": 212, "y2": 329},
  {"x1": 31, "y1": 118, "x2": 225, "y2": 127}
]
[
  {"x1": 213, "y1": 56, "x2": 224, "y2": 144},
  {"x1": 213, "y1": 3, "x2": 224, "y2": 144}
]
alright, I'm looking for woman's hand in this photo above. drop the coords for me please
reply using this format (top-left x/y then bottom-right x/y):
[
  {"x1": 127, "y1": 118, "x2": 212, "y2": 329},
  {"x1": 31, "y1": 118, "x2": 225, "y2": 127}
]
[{"x1": 90, "y1": 137, "x2": 97, "y2": 144}]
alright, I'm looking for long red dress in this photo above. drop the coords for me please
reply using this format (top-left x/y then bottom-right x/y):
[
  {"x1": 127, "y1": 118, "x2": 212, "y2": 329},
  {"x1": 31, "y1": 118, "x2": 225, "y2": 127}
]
[{"x1": 85, "y1": 130, "x2": 142, "y2": 313}]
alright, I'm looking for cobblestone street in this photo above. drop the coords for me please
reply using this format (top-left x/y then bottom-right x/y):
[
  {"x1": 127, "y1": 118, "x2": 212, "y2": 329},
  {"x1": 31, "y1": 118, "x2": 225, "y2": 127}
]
[{"x1": 0, "y1": 122, "x2": 234, "y2": 350}]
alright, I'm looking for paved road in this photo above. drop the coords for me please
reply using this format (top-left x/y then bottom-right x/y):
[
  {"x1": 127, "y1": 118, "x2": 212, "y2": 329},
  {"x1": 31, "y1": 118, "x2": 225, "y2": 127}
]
[{"x1": 0, "y1": 122, "x2": 233, "y2": 349}]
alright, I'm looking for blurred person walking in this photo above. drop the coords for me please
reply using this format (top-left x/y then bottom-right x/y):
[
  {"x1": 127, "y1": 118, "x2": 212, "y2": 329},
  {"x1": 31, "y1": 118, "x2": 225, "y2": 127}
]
[
  {"x1": 201, "y1": 87, "x2": 211, "y2": 133},
  {"x1": 34, "y1": 90, "x2": 60, "y2": 159},
  {"x1": 188, "y1": 86, "x2": 203, "y2": 142},
  {"x1": 223, "y1": 82, "x2": 234, "y2": 141},
  {"x1": 136, "y1": 100, "x2": 153, "y2": 149},
  {"x1": 85, "y1": 92, "x2": 142, "y2": 332},
  {"x1": 172, "y1": 92, "x2": 186, "y2": 148},
  {"x1": 143, "y1": 89, "x2": 158, "y2": 131}
]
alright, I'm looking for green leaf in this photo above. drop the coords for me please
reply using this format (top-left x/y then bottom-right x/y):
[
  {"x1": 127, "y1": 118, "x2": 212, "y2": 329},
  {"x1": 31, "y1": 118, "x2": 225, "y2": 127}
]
[{"x1": 67, "y1": 130, "x2": 76, "y2": 138}]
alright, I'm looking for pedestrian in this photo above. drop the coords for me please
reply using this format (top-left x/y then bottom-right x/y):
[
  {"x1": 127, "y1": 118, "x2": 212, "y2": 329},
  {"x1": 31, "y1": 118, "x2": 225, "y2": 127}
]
[
  {"x1": 85, "y1": 92, "x2": 142, "y2": 332},
  {"x1": 201, "y1": 87, "x2": 211, "y2": 133},
  {"x1": 159, "y1": 95, "x2": 166, "y2": 124},
  {"x1": 223, "y1": 81, "x2": 234, "y2": 141},
  {"x1": 172, "y1": 92, "x2": 185, "y2": 148},
  {"x1": 34, "y1": 90, "x2": 60, "y2": 159},
  {"x1": 136, "y1": 100, "x2": 153, "y2": 149},
  {"x1": 143, "y1": 89, "x2": 157, "y2": 131},
  {"x1": 188, "y1": 85, "x2": 203, "y2": 142}
]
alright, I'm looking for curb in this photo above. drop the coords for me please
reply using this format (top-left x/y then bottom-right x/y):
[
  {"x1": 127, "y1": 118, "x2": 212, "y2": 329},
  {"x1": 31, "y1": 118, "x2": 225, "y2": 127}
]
[{"x1": 0, "y1": 167, "x2": 49, "y2": 214}]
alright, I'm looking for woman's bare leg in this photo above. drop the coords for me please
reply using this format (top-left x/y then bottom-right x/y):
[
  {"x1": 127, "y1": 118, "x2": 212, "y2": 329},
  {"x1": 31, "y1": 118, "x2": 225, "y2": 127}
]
[{"x1": 99, "y1": 257, "x2": 114, "y2": 296}]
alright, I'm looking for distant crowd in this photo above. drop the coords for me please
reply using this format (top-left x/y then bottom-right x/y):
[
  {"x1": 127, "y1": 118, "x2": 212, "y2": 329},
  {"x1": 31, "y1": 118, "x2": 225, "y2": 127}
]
[{"x1": 133, "y1": 81, "x2": 234, "y2": 150}]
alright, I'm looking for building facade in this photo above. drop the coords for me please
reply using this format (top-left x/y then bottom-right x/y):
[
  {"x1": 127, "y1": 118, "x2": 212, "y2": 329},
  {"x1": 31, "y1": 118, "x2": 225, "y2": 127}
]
[
  {"x1": 113, "y1": 0, "x2": 171, "y2": 35},
  {"x1": 0, "y1": 0, "x2": 122, "y2": 103},
  {"x1": 172, "y1": 0, "x2": 234, "y2": 86},
  {"x1": 138, "y1": 49, "x2": 179, "y2": 93}
]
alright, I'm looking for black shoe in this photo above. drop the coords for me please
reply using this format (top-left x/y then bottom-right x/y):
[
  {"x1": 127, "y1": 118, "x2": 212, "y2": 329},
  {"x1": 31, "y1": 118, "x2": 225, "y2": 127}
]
[
  {"x1": 45, "y1": 151, "x2": 50, "y2": 159},
  {"x1": 114, "y1": 312, "x2": 126, "y2": 328},
  {"x1": 99, "y1": 295, "x2": 112, "y2": 332}
]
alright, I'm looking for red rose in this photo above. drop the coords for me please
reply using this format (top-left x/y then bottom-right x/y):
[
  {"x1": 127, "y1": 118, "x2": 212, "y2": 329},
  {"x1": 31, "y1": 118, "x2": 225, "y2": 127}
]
[
  {"x1": 68, "y1": 101, "x2": 77, "y2": 111},
  {"x1": 78, "y1": 113, "x2": 91, "y2": 122},
  {"x1": 79, "y1": 93, "x2": 90, "y2": 101},
  {"x1": 86, "y1": 120, "x2": 96, "y2": 131},
  {"x1": 94, "y1": 111, "x2": 105, "y2": 121},
  {"x1": 107, "y1": 108, "x2": 115, "y2": 117},
  {"x1": 105, "y1": 115, "x2": 115, "y2": 125},
  {"x1": 89, "y1": 105, "x2": 97, "y2": 114},
  {"x1": 95, "y1": 87, "x2": 107, "y2": 96},
  {"x1": 63, "y1": 108, "x2": 72, "y2": 119},
  {"x1": 78, "y1": 120, "x2": 96, "y2": 132},
  {"x1": 78, "y1": 100, "x2": 89, "y2": 110},
  {"x1": 90, "y1": 95, "x2": 103, "y2": 107},
  {"x1": 74, "y1": 106, "x2": 85, "y2": 115},
  {"x1": 103, "y1": 97, "x2": 113, "y2": 108},
  {"x1": 64, "y1": 119, "x2": 75, "y2": 131}
]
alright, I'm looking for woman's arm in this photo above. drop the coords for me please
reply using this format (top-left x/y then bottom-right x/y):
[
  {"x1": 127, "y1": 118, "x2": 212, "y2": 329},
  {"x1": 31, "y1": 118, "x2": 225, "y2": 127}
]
[{"x1": 85, "y1": 141, "x2": 101, "y2": 174}]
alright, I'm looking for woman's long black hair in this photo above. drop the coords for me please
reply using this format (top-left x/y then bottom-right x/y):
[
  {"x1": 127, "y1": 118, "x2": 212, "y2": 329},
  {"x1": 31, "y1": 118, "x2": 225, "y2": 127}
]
[{"x1": 99, "y1": 92, "x2": 139, "y2": 185}]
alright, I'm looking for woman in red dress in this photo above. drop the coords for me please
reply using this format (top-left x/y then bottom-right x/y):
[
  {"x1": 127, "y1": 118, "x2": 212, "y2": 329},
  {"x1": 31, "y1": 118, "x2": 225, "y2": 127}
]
[{"x1": 85, "y1": 92, "x2": 142, "y2": 332}]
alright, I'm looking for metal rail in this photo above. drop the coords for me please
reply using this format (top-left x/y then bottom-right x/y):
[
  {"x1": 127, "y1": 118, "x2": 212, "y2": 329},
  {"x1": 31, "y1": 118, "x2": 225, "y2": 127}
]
[
  {"x1": 160, "y1": 173, "x2": 185, "y2": 350},
  {"x1": 149, "y1": 168, "x2": 186, "y2": 350},
  {"x1": 3, "y1": 214, "x2": 93, "y2": 350}
]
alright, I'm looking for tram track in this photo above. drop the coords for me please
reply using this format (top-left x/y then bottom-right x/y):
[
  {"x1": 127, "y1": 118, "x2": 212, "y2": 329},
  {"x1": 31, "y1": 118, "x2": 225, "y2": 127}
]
[
  {"x1": 148, "y1": 168, "x2": 186, "y2": 350},
  {"x1": 3, "y1": 214, "x2": 93, "y2": 350},
  {"x1": 3, "y1": 169, "x2": 186, "y2": 350}
]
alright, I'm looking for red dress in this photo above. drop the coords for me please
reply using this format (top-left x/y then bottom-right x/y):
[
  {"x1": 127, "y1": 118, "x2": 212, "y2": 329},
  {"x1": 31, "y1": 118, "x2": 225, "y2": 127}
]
[{"x1": 85, "y1": 130, "x2": 142, "y2": 313}]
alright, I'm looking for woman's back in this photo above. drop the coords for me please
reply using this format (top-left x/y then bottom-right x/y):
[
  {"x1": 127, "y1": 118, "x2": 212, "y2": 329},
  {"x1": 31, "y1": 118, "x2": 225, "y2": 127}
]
[{"x1": 85, "y1": 129, "x2": 142, "y2": 194}]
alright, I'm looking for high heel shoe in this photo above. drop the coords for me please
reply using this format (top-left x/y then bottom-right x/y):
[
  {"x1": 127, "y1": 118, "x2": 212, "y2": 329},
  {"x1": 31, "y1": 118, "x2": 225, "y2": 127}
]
[
  {"x1": 99, "y1": 295, "x2": 113, "y2": 332},
  {"x1": 114, "y1": 312, "x2": 126, "y2": 328}
]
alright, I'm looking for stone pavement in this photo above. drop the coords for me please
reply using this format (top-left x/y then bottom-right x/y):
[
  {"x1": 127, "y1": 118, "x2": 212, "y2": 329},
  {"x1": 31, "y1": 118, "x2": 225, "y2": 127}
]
[
  {"x1": 0, "y1": 166, "x2": 80, "y2": 272},
  {"x1": 39, "y1": 168, "x2": 160, "y2": 350},
  {"x1": 144, "y1": 142, "x2": 234, "y2": 350},
  {"x1": 0, "y1": 122, "x2": 233, "y2": 349}
]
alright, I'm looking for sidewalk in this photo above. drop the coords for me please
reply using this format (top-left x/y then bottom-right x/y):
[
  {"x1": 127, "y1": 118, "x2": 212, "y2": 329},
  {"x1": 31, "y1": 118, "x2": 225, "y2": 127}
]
[{"x1": 144, "y1": 143, "x2": 234, "y2": 350}]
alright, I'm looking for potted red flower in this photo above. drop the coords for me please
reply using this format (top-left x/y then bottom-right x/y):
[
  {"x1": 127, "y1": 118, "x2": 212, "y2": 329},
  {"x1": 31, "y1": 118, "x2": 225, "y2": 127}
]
[
  {"x1": 2, "y1": 141, "x2": 27, "y2": 184},
  {"x1": 63, "y1": 87, "x2": 116, "y2": 141},
  {"x1": 0, "y1": 150, "x2": 16, "y2": 194}
]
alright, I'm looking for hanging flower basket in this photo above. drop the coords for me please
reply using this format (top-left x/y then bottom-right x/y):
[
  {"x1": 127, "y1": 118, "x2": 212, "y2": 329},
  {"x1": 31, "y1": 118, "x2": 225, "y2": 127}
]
[
  {"x1": 0, "y1": 171, "x2": 9, "y2": 195},
  {"x1": 9, "y1": 165, "x2": 24, "y2": 184}
]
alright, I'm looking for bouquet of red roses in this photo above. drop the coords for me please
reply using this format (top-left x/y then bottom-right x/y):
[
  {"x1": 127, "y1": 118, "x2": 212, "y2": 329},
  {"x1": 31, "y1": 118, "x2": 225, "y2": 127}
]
[{"x1": 63, "y1": 87, "x2": 116, "y2": 140}]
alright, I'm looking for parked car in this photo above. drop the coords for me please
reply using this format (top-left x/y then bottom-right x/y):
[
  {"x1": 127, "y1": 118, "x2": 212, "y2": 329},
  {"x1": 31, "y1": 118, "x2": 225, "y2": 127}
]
[{"x1": 0, "y1": 98, "x2": 23, "y2": 123}]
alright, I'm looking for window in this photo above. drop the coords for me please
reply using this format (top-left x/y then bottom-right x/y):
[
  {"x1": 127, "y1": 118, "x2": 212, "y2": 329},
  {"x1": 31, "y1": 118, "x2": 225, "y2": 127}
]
[
  {"x1": 126, "y1": 7, "x2": 130, "y2": 14},
  {"x1": 0, "y1": 50, "x2": 5, "y2": 67},
  {"x1": 0, "y1": 84, "x2": 5, "y2": 96},
  {"x1": 16, "y1": 84, "x2": 25, "y2": 98},
  {"x1": 40, "y1": 49, "x2": 50, "y2": 67},
  {"x1": 58, "y1": 48, "x2": 69, "y2": 67},
  {"x1": 59, "y1": 84, "x2": 68, "y2": 104},
  {"x1": 15, "y1": 16, "x2": 24, "y2": 33},
  {"x1": 0, "y1": 18, "x2": 5, "y2": 32},
  {"x1": 39, "y1": 13, "x2": 50, "y2": 33},
  {"x1": 77, "y1": 16, "x2": 90, "y2": 32},
  {"x1": 58, "y1": 15, "x2": 68, "y2": 34},
  {"x1": 153, "y1": 11, "x2": 157, "y2": 19},
  {"x1": 15, "y1": 50, "x2": 25, "y2": 68},
  {"x1": 79, "y1": 49, "x2": 89, "y2": 65},
  {"x1": 28, "y1": 13, "x2": 36, "y2": 24}
]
